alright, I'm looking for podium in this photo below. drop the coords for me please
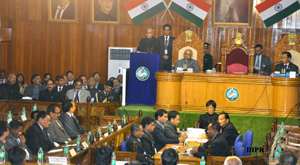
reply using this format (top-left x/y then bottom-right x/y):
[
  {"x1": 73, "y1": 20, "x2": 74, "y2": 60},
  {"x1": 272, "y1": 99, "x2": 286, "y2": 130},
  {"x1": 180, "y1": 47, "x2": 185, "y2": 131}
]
[{"x1": 127, "y1": 53, "x2": 160, "y2": 105}]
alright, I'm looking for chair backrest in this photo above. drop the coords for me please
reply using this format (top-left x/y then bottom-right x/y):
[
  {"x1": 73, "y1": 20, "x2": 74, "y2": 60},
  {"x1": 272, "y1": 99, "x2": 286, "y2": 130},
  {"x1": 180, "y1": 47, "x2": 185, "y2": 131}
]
[
  {"x1": 226, "y1": 49, "x2": 249, "y2": 74},
  {"x1": 236, "y1": 147, "x2": 245, "y2": 157},
  {"x1": 234, "y1": 141, "x2": 243, "y2": 154},
  {"x1": 126, "y1": 135, "x2": 130, "y2": 142},
  {"x1": 172, "y1": 30, "x2": 204, "y2": 70},
  {"x1": 234, "y1": 135, "x2": 243, "y2": 145},
  {"x1": 243, "y1": 130, "x2": 253, "y2": 156},
  {"x1": 121, "y1": 141, "x2": 127, "y2": 151}
]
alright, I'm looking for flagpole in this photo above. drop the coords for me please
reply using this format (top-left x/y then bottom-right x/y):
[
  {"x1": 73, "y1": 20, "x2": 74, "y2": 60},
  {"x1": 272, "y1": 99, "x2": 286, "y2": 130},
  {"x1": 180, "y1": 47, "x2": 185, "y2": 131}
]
[{"x1": 161, "y1": 0, "x2": 174, "y2": 20}]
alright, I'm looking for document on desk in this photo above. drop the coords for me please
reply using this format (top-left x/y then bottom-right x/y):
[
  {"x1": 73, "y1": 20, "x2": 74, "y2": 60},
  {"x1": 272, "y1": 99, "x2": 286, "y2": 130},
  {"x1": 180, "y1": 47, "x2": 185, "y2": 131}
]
[
  {"x1": 48, "y1": 149, "x2": 63, "y2": 153},
  {"x1": 178, "y1": 148, "x2": 193, "y2": 156},
  {"x1": 168, "y1": 145, "x2": 181, "y2": 149},
  {"x1": 116, "y1": 161, "x2": 128, "y2": 165}
]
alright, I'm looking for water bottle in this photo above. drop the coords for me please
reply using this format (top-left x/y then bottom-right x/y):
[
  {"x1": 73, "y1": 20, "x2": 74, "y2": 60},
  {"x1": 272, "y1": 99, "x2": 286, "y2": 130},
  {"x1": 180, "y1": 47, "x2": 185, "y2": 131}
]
[
  {"x1": 122, "y1": 115, "x2": 126, "y2": 125},
  {"x1": 64, "y1": 142, "x2": 69, "y2": 158},
  {"x1": 22, "y1": 107, "x2": 26, "y2": 116},
  {"x1": 37, "y1": 147, "x2": 43, "y2": 165},
  {"x1": 113, "y1": 119, "x2": 117, "y2": 127},
  {"x1": 76, "y1": 135, "x2": 81, "y2": 148},
  {"x1": 97, "y1": 127, "x2": 102, "y2": 140},
  {"x1": 274, "y1": 147, "x2": 280, "y2": 162},
  {"x1": 111, "y1": 152, "x2": 116, "y2": 165},
  {"x1": 33, "y1": 103, "x2": 37, "y2": 111},
  {"x1": 0, "y1": 146, "x2": 5, "y2": 164},
  {"x1": 107, "y1": 122, "x2": 112, "y2": 134},
  {"x1": 280, "y1": 122, "x2": 285, "y2": 135},
  {"x1": 7, "y1": 111, "x2": 12, "y2": 124},
  {"x1": 200, "y1": 156, "x2": 206, "y2": 165},
  {"x1": 87, "y1": 131, "x2": 91, "y2": 145}
]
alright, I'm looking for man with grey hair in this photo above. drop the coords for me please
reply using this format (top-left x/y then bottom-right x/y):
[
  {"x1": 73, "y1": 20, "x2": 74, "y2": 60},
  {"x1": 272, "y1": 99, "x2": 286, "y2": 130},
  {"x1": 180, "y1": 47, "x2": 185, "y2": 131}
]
[
  {"x1": 224, "y1": 156, "x2": 242, "y2": 165},
  {"x1": 0, "y1": 73, "x2": 21, "y2": 100},
  {"x1": 174, "y1": 49, "x2": 200, "y2": 72},
  {"x1": 137, "y1": 27, "x2": 161, "y2": 55},
  {"x1": 87, "y1": 77, "x2": 98, "y2": 103}
]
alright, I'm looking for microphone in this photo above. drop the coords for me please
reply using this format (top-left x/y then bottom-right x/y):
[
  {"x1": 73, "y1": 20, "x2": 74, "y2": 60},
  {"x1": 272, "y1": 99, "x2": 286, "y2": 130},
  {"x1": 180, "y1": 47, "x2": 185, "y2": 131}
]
[
  {"x1": 115, "y1": 101, "x2": 130, "y2": 125},
  {"x1": 78, "y1": 107, "x2": 97, "y2": 130},
  {"x1": 180, "y1": 101, "x2": 188, "y2": 131},
  {"x1": 283, "y1": 102, "x2": 299, "y2": 123},
  {"x1": 91, "y1": 103, "x2": 109, "y2": 124},
  {"x1": 254, "y1": 145, "x2": 258, "y2": 165}
]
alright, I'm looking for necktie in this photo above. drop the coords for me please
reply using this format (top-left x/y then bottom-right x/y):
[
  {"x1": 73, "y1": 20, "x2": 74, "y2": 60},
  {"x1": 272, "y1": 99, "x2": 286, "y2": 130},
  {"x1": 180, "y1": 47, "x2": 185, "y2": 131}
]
[
  {"x1": 164, "y1": 37, "x2": 168, "y2": 48},
  {"x1": 284, "y1": 64, "x2": 288, "y2": 69},
  {"x1": 74, "y1": 91, "x2": 79, "y2": 103},
  {"x1": 59, "y1": 87, "x2": 62, "y2": 93},
  {"x1": 255, "y1": 56, "x2": 260, "y2": 69},
  {"x1": 42, "y1": 129, "x2": 47, "y2": 140},
  {"x1": 56, "y1": 7, "x2": 65, "y2": 19}
]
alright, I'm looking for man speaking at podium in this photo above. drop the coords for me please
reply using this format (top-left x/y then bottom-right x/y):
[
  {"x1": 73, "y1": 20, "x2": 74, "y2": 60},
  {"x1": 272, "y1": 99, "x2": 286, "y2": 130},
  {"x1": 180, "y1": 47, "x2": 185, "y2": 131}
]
[
  {"x1": 174, "y1": 49, "x2": 200, "y2": 72},
  {"x1": 275, "y1": 52, "x2": 299, "y2": 74},
  {"x1": 137, "y1": 27, "x2": 160, "y2": 54}
]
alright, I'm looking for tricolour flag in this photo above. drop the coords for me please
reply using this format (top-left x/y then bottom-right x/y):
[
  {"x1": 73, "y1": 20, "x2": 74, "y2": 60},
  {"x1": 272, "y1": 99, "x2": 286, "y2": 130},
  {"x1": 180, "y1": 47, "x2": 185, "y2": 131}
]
[
  {"x1": 256, "y1": 0, "x2": 300, "y2": 27},
  {"x1": 124, "y1": 0, "x2": 166, "y2": 26},
  {"x1": 169, "y1": 0, "x2": 211, "y2": 27}
]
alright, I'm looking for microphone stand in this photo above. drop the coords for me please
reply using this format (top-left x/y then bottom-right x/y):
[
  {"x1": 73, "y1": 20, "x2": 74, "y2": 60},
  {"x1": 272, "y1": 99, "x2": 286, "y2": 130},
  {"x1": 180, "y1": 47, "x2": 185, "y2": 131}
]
[{"x1": 180, "y1": 102, "x2": 187, "y2": 131}]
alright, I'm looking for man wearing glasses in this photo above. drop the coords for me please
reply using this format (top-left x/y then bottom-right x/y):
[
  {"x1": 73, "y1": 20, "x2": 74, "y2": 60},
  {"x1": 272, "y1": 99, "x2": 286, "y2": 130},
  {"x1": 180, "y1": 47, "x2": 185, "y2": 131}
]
[
  {"x1": 47, "y1": 104, "x2": 71, "y2": 144},
  {"x1": 66, "y1": 78, "x2": 91, "y2": 103}
]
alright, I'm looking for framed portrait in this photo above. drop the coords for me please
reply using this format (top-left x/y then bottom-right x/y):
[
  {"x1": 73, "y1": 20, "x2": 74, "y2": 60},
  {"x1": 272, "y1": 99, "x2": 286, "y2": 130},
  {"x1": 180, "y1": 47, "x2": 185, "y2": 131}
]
[
  {"x1": 48, "y1": 0, "x2": 78, "y2": 23},
  {"x1": 212, "y1": 0, "x2": 252, "y2": 26},
  {"x1": 91, "y1": 0, "x2": 120, "y2": 24}
]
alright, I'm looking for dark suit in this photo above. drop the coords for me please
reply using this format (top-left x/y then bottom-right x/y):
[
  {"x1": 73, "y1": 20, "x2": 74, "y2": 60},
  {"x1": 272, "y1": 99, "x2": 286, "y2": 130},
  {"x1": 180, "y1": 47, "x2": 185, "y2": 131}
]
[
  {"x1": 126, "y1": 135, "x2": 151, "y2": 165},
  {"x1": 25, "y1": 122, "x2": 55, "y2": 154},
  {"x1": 254, "y1": 55, "x2": 271, "y2": 75},
  {"x1": 152, "y1": 121, "x2": 179, "y2": 152},
  {"x1": 0, "y1": 84, "x2": 20, "y2": 100},
  {"x1": 59, "y1": 113, "x2": 85, "y2": 139},
  {"x1": 97, "y1": 91, "x2": 119, "y2": 103},
  {"x1": 193, "y1": 133, "x2": 230, "y2": 158},
  {"x1": 39, "y1": 89, "x2": 61, "y2": 102},
  {"x1": 140, "y1": 130, "x2": 156, "y2": 157},
  {"x1": 198, "y1": 113, "x2": 219, "y2": 129},
  {"x1": 53, "y1": 85, "x2": 69, "y2": 101},
  {"x1": 88, "y1": 87, "x2": 99, "y2": 103},
  {"x1": 164, "y1": 121, "x2": 181, "y2": 139},
  {"x1": 6, "y1": 134, "x2": 33, "y2": 159},
  {"x1": 24, "y1": 85, "x2": 46, "y2": 100},
  {"x1": 221, "y1": 122, "x2": 239, "y2": 147},
  {"x1": 158, "y1": 36, "x2": 175, "y2": 70},
  {"x1": 47, "y1": 118, "x2": 70, "y2": 144},
  {"x1": 137, "y1": 37, "x2": 161, "y2": 54},
  {"x1": 52, "y1": 1, "x2": 75, "y2": 19},
  {"x1": 95, "y1": 82, "x2": 104, "y2": 91},
  {"x1": 203, "y1": 53, "x2": 213, "y2": 71},
  {"x1": 275, "y1": 62, "x2": 299, "y2": 74}
]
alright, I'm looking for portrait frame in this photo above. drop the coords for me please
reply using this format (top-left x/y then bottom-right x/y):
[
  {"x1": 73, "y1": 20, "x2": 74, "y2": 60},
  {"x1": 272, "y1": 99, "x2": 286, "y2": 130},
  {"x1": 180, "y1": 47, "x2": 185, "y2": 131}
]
[
  {"x1": 212, "y1": 0, "x2": 252, "y2": 26},
  {"x1": 91, "y1": 0, "x2": 120, "y2": 25},
  {"x1": 48, "y1": 0, "x2": 78, "y2": 23}
]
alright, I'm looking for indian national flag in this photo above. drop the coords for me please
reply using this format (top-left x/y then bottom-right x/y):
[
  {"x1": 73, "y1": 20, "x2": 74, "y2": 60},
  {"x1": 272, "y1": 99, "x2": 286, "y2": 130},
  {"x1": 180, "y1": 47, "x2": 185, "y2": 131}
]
[
  {"x1": 255, "y1": 0, "x2": 300, "y2": 27},
  {"x1": 169, "y1": 0, "x2": 211, "y2": 27},
  {"x1": 124, "y1": 0, "x2": 166, "y2": 26}
]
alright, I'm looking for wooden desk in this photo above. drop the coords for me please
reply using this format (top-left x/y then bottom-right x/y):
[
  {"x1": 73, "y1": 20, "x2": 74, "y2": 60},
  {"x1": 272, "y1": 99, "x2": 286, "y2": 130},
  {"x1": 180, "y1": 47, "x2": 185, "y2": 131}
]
[
  {"x1": 155, "y1": 72, "x2": 300, "y2": 117},
  {"x1": 153, "y1": 144, "x2": 201, "y2": 165}
]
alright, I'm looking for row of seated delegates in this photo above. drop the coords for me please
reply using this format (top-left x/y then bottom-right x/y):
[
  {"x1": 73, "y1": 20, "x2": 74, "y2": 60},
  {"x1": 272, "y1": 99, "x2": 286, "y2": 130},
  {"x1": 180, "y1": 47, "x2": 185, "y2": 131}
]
[
  {"x1": 275, "y1": 52, "x2": 299, "y2": 74},
  {"x1": 152, "y1": 109, "x2": 185, "y2": 152}
]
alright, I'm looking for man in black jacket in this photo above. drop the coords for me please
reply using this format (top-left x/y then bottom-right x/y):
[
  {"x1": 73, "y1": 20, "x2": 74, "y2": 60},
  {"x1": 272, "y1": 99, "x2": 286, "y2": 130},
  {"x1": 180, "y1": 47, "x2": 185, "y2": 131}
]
[
  {"x1": 198, "y1": 100, "x2": 219, "y2": 129},
  {"x1": 191, "y1": 121, "x2": 230, "y2": 158},
  {"x1": 54, "y1": 75, "x2": 69, "y2": 101},
  {"x1": 0, "y1": 73, "x2": 20, "y2": 100},
  {"x1": 25, "y1": 111, "x2": 55, "y2": 154},
  {"x1": 218, "y1": 112, "x2": 239, "y2": 147},
  {"x1": 275, "y1": 52, "x2": 299, "y2": 74},
  {"x1": 203, "y1": 42, "x2": 213, "y2": 71},
  {"x1": 253, "y1": 44, "x2": 271, "y2": 75},
  {"x1": 126, "y1": 123, "x2": 152, "y2": 165},
  {"x1": 158, "y1": 24, "x2": 175, "y2": 71},
  {"x1": 137, "y1": 27, "x2": 160, "y2": 54},
  {"x1": 152, "y1": 109, "x2": 184, "y2": 152},
  {"x1": 39, "y1": 79, "x2": 61, "y2": 102},
  {"x1": 141, "y1": 116, "x2": 156, "y2": 157}
]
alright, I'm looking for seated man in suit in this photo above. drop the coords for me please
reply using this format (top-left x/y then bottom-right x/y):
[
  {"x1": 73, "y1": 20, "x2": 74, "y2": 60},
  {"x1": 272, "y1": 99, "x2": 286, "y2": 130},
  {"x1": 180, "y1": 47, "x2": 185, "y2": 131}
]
[
  {"x1": 79, "y1": 75, "x2": 88, "y2": 90},
  {"x1": 66, "y1": 78, "x2": 91, "y2": 103},
  {"x1": 25, "y1": 111, "x2": 55, "y2": 154},
  {"x1": 0, "y1": 120, "x2": 10, "y2": 161},
  {"x1": 42, "y1": 73, "x2": 52, "y2": 87},
  {"x1": 174, "y1": 49, "x2": 200, "y2": 72},
  {"x1": 24, "y1": 74, "x2": 46, "y2": 100},
  {"x1": 0, "y1": 73, "x2": 21, "y2": 100},
  {"x1": 54, "y1": 75, "x2": 69, "y2": 101},
  {"x1": 39, "y1": 79, "x2": 61, "y2": 102},
  {"x1": 112, "y1": 78, "x2": 122, "y2": 96},
  {"x1": 126, "y1": 123, "x2": 152, "y2": 165},
  {"x1": 30, "y1": 110, "x2": 39, "y2": 123},
  {"x1": 97, "y1": 81, "x2": 119, "y2": 103},
  {"x1": 66, "y1": 71, "x2": 74, "y2": 86},
  {"x1": 87, "y1": 77, "x2": 99, "y2": 103},
  {"x1": 198, "y1": 100, "x2": 219, "y2": 129},
  {"x1": 275, "y1": 52, "x2": 299, "y2": 74},
  {"x1": 164, "y1": 111, "x2": 187, "y2": 140},
  {"x1": 47, "y1": 104, "x2": 71, "y2": 144},
  {"x1": 224, "y1": 156, "x2": 242, "y2": 165},
  {"x1": 161, "y1": 148, "x2": 178, "y2": 165},
  {"x1": 6, "y1": 120, "x2": 32, "y2": 160},
  {"x1": 93, "y1": 72, "x2": 104, "y2": 91},
  {"x1": 59, "y1": 100, "x2": 85, "y2": 139},
  {"x1": 141, "y1": 116, "x2": 156, "y2": 157},
  {"x1": 218, "y1": 112, "x2": 239, "y2": 147},
  {"x1": 253, "y1": 44, "x2": 271, "y2": 75},
  {"x1": 190, "y1": 121, "x2": 230, "y2": 158},
  {"x1": 137, "y1": 27, "x2": 160, "y2": 54},
  {"x1": 8, "y1": 146, "x2": 27, "y2": 165},
  {"x1": 152, "y1": 109, "x2": 184, "y2": 151},
  {"x1": 95, "y1": 145, "x2": 113, "y2": 165}
]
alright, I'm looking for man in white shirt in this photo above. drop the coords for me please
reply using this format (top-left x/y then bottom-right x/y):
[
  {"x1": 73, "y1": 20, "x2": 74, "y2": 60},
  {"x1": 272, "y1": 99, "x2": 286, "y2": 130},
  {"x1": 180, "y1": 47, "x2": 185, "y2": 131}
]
[
  {"x1": 66, "y1": 71, "x2": 74, "y2": 86},
  {"x1": 54, "y1": 75, "x2": 69, "y2": 101},
  {"x1": 66, "y1": 78, "x2": 91, "y2": 103}
]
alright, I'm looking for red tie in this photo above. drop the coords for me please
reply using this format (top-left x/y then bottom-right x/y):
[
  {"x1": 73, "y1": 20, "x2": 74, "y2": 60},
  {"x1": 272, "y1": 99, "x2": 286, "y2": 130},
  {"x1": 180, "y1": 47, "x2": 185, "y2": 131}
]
[
  {"x1": 56, "y1": 7, "x2": 65, "y2": 19},
  {"x1": 1, "y1": 79, "x2": 3, "y2": 84},
  {"x1": 74, "y1": 91, "x2": 79, "y2": 103}
]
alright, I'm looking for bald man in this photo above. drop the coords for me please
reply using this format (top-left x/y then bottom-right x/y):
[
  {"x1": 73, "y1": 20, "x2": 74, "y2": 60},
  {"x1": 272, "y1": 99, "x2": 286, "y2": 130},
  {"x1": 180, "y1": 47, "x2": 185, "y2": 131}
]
[{"x1": 224, "y1": 156, "x2": 242, "y2": 165}]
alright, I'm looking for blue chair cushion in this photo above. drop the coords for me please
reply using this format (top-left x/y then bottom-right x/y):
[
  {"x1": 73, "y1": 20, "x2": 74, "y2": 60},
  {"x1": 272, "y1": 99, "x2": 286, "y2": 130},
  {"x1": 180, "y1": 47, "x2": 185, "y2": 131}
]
[
  {"x1": 243, "y1": 130, "x2": 253, "y2": 156},
  {"x1": 236, "y1": 147, "x2": 245, "y2": 157},
  {"x1": 121, "y1": 141, "x2": 127, "y2": 151},
  {"x1": 234, "y1": 141, "x2": 243, "y2": 153}
]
